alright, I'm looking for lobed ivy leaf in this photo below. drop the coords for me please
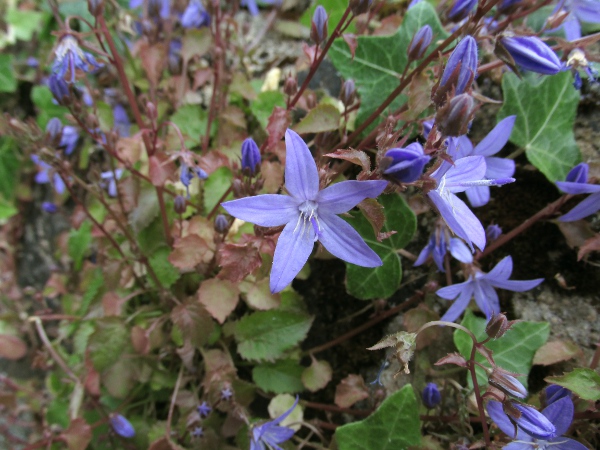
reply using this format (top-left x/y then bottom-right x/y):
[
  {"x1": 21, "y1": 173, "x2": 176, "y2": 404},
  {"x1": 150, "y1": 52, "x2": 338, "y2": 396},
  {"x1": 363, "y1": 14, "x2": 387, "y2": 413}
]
[
  {"x1": 335, "y1": 385, "x2": 421, "y2": 450},
  {"x1": 329, "y1": 2, "x2": 447, "y2": 135},
  {"x1": 343, "y1": 194, "x2": 416, "y2": 300},
  {"x1": 453, "y1": 310, "x2": 549, "y2": 389},
  {"x1": 234, "y1": 310, "x2": 313, "y2": 361},
  {"x1": 252, "y1": 359, "x2": 304, "y2": 394},
  {"x1": 545, "y1": 368, "x2": 600, "y2": 401},
  {"x1": 498, "y1": 71, "x2": 580, "y2": 182}
]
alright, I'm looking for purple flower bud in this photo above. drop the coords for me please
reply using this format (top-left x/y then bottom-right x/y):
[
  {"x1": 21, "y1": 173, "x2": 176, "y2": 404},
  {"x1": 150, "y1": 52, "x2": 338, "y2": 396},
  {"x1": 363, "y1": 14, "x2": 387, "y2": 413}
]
[
  {"x1": 311, "y1": 6, "x2": 328, "y2": 44},
  {"x1": 174, "y1": 195, "x2": 186, "y2": 214},
  {"x1": 499, "y1": 35, "x2": 563, "y2": 75},
  {"x1": 340, "y1": 79, "x2": 356, "y2": 107},
  {"x1": 565, "y1": 162, "x2": 588, "y2": 183},
  {"x1": 215, "y1": 214, "x2": 229, "y2": 233},
  {"x1": 45, "y1": 118, "x2": 63, "y2": 140},
  {"x1": 113, "y1": 104, "x2": 131, "y2": 137},
  {"x1": 48, "y1": 75, "x2": 70, "y2": 105},
  {"x1": 485, "y1": 224, "x2": 502, "y2": 242},
  {"x1": 349, "y1": 0, "x2": 372, "y2": 15},
  {"x1": 512, "y1": 403, "x2": 556, "y2": 440},
  {"x1": 435, "y1": 93, "x2": 477, "y2": 137},
  {"x1": 408, "y1": 25, "x2": 433, "y2": 61},
  {"x1": 422, "y1": 383, "x2": 441, "y2": 408},
  {"x1": 284, "y1": 73, "x2": 298, "y2": 96},
  {"x1": 197, "y1": 401, "x2": 212, "y2": 418},
  {"x1": 110, "y1": 414, "x2": 135, "y2": 438},
  {"x1": 42, "y1": 202, "x2": 58, "y2": 213},
  {"x1": 447, "y1": 0, "x2": 478, "y2": 22},
  {"x1": 181, "y1": 0, "x2": 211, "y2": 29},
  {"x1": 241, "y1": 137, "x2": 261, "y2": 175},
  {"x1": 60, "y1": 126, "x2": 79, "y2": 156},
  {"x1": 434, "y1": 36, "x2": 478, "y2": 105},
  {"x1": 382, "y1": 143, "x2": 430, "y2": 183},
  {"x1": 488, "y1": 367, "x2": 528, "y2": 398}
]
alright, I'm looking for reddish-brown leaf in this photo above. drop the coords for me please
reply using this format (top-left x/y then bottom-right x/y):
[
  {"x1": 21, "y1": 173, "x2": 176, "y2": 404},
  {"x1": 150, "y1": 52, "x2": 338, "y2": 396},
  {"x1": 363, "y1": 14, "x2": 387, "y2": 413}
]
[
  {"x1": 342, "y1": 33, "x2": 358, "y2": 59},
  {"x1": 171, "y1": 301, "x2": 215, "y2": 348},
  {"x1": 0, "y1": 334, "x2": 27, "y2": 360},
  {"x1": 137, "y1": 41, "x2": 167, "y2": 88},
  {"x1": 324, "y1": 148, "x2": 371, "y2": 173},
  {"x1": 266, "y1": 107, "x2": 291, "y2": 151},
  {"x1": 578, "y1": 233, "x2": 600, "y2": 260},
  {"x1": 217, "y1": 243, "x2": 262, "y2": 282},
  {"x1": 533, "y1": 340, "x2": 582, "y2": 366},
  {"x1": 168, "y1": 234, "x2": 213, "y2": 270},
  {"x1": 334, "y1": 374, "x2": 369, "y2": 408},
  {"x1": 60, "y1": 418, "x2": 92, "y2": 450},
  {"x1": 357, "y1": 198, "x2": 385, "y2": 237},
  {"x1": 434, "y1": 352, "x2": 468, "y2": 368},
  {"x1": 149, "y1": 153, "x2": 176, "y2": 187}
]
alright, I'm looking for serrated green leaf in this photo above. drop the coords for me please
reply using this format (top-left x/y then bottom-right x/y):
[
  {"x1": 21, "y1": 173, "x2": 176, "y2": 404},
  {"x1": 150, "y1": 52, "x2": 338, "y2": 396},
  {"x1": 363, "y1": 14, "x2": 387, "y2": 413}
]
[
  {"x1": 73, "y1": 321, "x2": 95, "y2": 357},
  {"x1": 31, "y1": 86, "x2": 69, "y2": 128},
  {"x1": 294, "y1": 103, "x2": 340, "y2": 134},
  {"x1": 0, "y1": 138, "x2": 20, "y2": 201},
  {"x1": 329, "y1": 2, "x2": 448, "y2": 135},
  {"x1": 0, "y1": 54, "x2": 17, "y2": 93},
  {"x1": 148, "y1": 247, "x2": 180, "y2": 288},
  {"x1": 234, "y1": 310, "x2": 313, "y2": 361},
  {"x1": 252, "y1": 359, "x2": 305, "y2": 394},
  {"x1": 68, "y1": 222, "x2": 92, "y2": 271},
  {"x1": 300, "y1": 0, "x2": 354, "y2": 34},
  {"x1": 453, "y1": 310, "x2": 549, "y2": 389},
  {"x1": 87, "y1": 318, "x2": 129, "y2": 371},
  {"x1": 546, "y1": 368, "x2": 600, "y2": 401},
  {"x1": 498, "y1": 72, "x2": 580, "y2": 182},
  {"x1": 335, "y1": 385, "x2": 421, "y2": 450},
  {"x1": 343, "y1": 194, "x2": 416, "y2": 300},
  {"x1": 204, "y1": 166, "x2": 233, "y2": 214},
  {"x1": 250, "y1": 90, "x2": 286, "y2": 130}
]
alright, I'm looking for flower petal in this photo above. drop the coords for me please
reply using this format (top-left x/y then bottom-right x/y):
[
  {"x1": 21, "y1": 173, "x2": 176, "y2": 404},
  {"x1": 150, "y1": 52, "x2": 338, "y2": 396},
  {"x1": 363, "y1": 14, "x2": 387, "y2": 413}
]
[
  {"x1": 473, "y1": 279, "x2": 498, "y2": 319},
  {"x1": 318, "y1": 212, "x2": 382, "y2": 267},
  {"x1": 486, "y1": 400, "x2": 530, "y2": 441},
  {"x1": 436, "y1": 279, "x2": 473, "y2": 300},
  {"x1": 485, "y1": 156, "x2": 515, "y2": 179},
  {"x1": 556, "y1": 181, "x2": 600, "y2": 195},
  {"x1": 473, "y1": 116, "x2": 516, "y2": 156},
  {"x1": 222, "y1": 194, "x2": 298, "y2": 227},
  {"x1": 444, "y1": 156, "x2": 487, "y2": 193},
  {"x1": 270, "y1": 221, "x2": 315, "y2": 293},
  {"x1": 284, "y1": 129, "x2": 319, "y2": 201},
  {"x1": 542, "y1": 396, "x2": 573, "y2": 437},
  {"x1": 440, "y1": 286, "x2": 474, "y2": 322},
  {"x1": 465, "y1": 185, "x2": 490, "y2": 207},
  {"x1": 486, "y1": 255, "x2": 514, "y2": 281},
  {"x1": 490, "y1": 278, "x2": 544, "y2": 292},
  {"x1": 547, "y1": 437, "x2": 589, "y2": 450},
  {"x1": 317, "y1": 180, "x2": 387, "y2": 214},
  {"x1": 448, "y1": 238, "x2": 473, "y2": 263},
  {"x1": 559, "y1": 191, "x2": 600, "y2": 221}
]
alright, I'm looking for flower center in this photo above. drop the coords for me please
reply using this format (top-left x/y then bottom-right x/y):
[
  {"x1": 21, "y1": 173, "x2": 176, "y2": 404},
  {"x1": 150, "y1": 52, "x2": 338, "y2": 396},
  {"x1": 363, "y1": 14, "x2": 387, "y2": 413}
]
[{"x1": 294, "y1": 201, "x2": 321, "y2": 241}]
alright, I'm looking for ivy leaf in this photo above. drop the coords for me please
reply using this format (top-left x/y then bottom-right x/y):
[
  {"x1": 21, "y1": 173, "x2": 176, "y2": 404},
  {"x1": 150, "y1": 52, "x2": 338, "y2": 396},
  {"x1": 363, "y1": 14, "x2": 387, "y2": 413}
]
[
  {"x1": 329, "y1": 2, "x2": 447, "y2": 135},
  {"x1": 343, "y1": 194, "x2": 416, "y2": 300},
  {"x1": 234, "y1": 310, "x2": 313, "y2": 361},
  {"x1": 498, "y1": 71, "x2": 580, "y2": 182},
  {"x1": 250, "y1": 91, "x2": 286, "y2": 130},
  {"x1": 335, "y1": 385, "x2": 421, "y2": 450},
  {"x1": 546, "y1": 368, "x2": 600, "y2": 401},
  {"x1": 453, "y1": 310, "x2": 549, "y2": 389},
  {"x1": 252, "y1": 359, "x2": 305, "y2": 394}
]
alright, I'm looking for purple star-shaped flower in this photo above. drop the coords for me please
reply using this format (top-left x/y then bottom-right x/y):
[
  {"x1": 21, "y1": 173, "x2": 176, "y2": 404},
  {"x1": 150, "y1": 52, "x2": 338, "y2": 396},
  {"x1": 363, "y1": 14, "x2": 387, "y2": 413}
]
[
  {"x1": 448, "y1": 116, "x2": 517, "y2": 207},
  {"x1": 556, "y1": 162, "x2": 600, "y2": 221},
  {"x1": 414, "y1": 225, "x2": 472, "y2": 272},
  {"x1": 101, "y1": 169, "x2": 123, "y2": 197},
  {"x1": 487, "y1": 396, "x2": 587, "y2": 450},
  {"x1": 436, "y1": 256, "x2": 543, "y2": 322},
  {"x1": 222, "y1": 129, "x2": 387, "y2": 293},
  {"x1": 52, "y1": 35, "x2": 102, "y2": 83},
  {"x1": 427, "y1": 155, "x2": 514, "y2": 251},
  {"x1": 251, "y1": 396, "x2": 298, "y2": 450}
]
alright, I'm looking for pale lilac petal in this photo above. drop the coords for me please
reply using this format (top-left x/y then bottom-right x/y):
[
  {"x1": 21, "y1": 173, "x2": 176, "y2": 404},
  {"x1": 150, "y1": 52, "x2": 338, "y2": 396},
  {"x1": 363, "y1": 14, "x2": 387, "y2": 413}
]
[
  {"x1": 574, "y1": 0, "x2": 600, "y2": 23},
  {"x1": 439, "y1": 286, "x2": 474, "y2": 322},
  {"x1": 317, "y1": 180, "x2": 387, "y2": 214},
  {"x1": 449, "y1": 136, "x2": 474, "y2": 159},
  {"x1": 444, "y1": 156, "x2": 487, "y2": 193},
  {"x1": 473, "y1": 279, "x2": 498, "y2": 319},
  {"x1": 284, "y1": 129, "x2": 319, "y2": 201},
  {"x1": 547, "y1": 438, "x2": 589, "y2": 450},
  {"x1": 264, "y1": 426, "x2": 295, "y2": 444},
  {"x1": 485, "y1": 156, "x2": 515, "y2": 179},
  {"x1": 414, "y1": 237, "x2": 434, "y2": 267},
  {"x1": 490, "y1": 278, "x2": 544, "y2": 292},
  {"x1": 436, "y1": 279, "x2": 473, "y2": 299},
  {"x1": 108, "y1": 179, "x2": 118, "y2": 197},
  {"x1": 318, "y1": 212, "x2": 382, "y2": 267},
  {"x1": 448, "y1": 238, "x2": 473, "y2": 263},
  {"x1": 559, "y1": 191, "x2": 600, "y2": 221},
  {"x1": 465, "y1": 185, "x2": 490, "y2": 207},
  {"x1": 485, "y1": 255, "x2": 513, "y2": 281},
  {"x1": 543, "y1": 397, "x2": 573, "y2": 437},
  {"x1": 563, "y1": 18, "x2": 582, "y2": 41},
  {"x1": 556, "y1": 181, "x2": 600, "y2": 195},
  {"x1": 270, "y1": 221, "x2": 315, "y2": 293},
  {"x1": 503, "y1": 443, "x2": 534, "y2": 450},
  {"x1": 35, "y1": 171, "x2": 50, "y2": 184},
  {"x1": 53, "y1": 174, "x2": 66, "y2": 195},
  {"x1": 487, "y1": 401, "x2": 530, "y2": 440},
  {"x1": 272, "y1": 396, "x2": 299, "y2": 425},
  {"x1": 222, "y1": 195, "x2": 299, "y2": 227},
  {"x1": 473, "y1": 116, "x2": 516, "y2": 156}
]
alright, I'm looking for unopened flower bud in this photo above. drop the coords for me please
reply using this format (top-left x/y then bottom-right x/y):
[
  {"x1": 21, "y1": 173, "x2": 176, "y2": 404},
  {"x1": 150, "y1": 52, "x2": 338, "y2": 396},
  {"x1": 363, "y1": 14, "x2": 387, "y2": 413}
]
[
  {"x1": 174, "y1": 195, "x2": 186, "y2": 214},
  {"x1": 42, "y1": 202, "x2": 58, "y2": 214},
  {"x1": 498, "y1": 35, "x2": 562, "y2": 75},
  {"x1": 214, "y1": 214, "x2": 228, "y2": 233},
  {"x1": 565, "y1": 162, "x2": 588, "y2": 184},
  {"x1": 284, "y1": 73, "x2": 298, "y2": 96},
  {"x1": 408, "y1": 25, "x2": 433, "y2": 61},
  {"x1": 349, "y1": 0, "x2": 372, "y2": 15},
  {"x1": 485, "y1": 312, "x2": 512, "y2": 339},
  {"x1": 241, "y1": 137, "x2": 261, "y2": 176},
  {"x1": 310, "y1": 6, "x2": 328, "y2": 45},
  {"x1": 433, "y1": 36, "x2": 478, "y2": 105},
  {"x1": 110, "y1": 414, "x2": 136, "y2": 438},
  {"x1": 485, "y1": 224, "x2": 502, "y2": 243},
  {"x1": 88, "y1": 0, "x2": 104, "y2": 16},
  {"x1": 508, "y1": 402, "x2": 556, "y2": 440},
  {"x1": 382, "y1": 143, "x2": 430, "y2": 183},
  {"x1": 339, "y1": 79, "x2": 356, "y2": 107},
  {"x1": 422, "y1": 383, "x2": 441, "y2": 408},
  {"x1": 435, "y1": 93, "x2": 476, "y2": 137},
  {"x1": 447, "y1": 0, "x2": 477, "y2": 22},
  {"x1": 543, "y1": 385, "x2": 571, "y2": 407},
  {"x1": 45, "y1": 118, "x2": 63, "y2": 143},
  {"x1": 48, "y1": 75, "x2": 71, "y2": 105},
  {"x1": 488, "y1": 367, "x2": 528, "y2": 399}
]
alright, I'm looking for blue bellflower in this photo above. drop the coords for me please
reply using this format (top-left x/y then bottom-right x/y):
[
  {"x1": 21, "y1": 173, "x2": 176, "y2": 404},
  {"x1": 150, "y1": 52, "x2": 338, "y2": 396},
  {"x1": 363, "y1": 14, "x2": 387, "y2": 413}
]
[
  {"x1": 130, "y1": 0, "x2": 170, "y2": 19},
  {"x1": 60, "y1": 126, "x2": 79, "y2": 155},
  {"x1": 251, "y1": 396, "x2": 299, "y2": 450},
  {"x1": 53, "y1": 35, "x2": 102, "y2": 83},
  {"x1": 181, "y1": 0, "x2": 210, "y2": 28},
  {"x1": 110, "y1": 414, "x2": 136, "y2": 438},
  {"x1": 222, "y1": 129, "x2": 387, "y2": 293},
  {"x1": 487, "y1": 397, "x2": 587, "y2": 449},
  {"x1": 556, "y1": 162, "x2": 600, "y2": 221},
  {"x1": 436, "y1": 256, "x2": 543, "y2": 322},
  {"x1": 427, "y1": 155, "x2": 514, "y2": 251},
  {"x1": 101, "y1": 169, "x2": 123, "y2": 197},
  {"x1": 31, "y1": 155, "x2": 66, "y2": 194},
  {"x1": 414, "y1": 225, "x2": 473, "y2": 272},
  {"x1": 500, "y1": 35, "x2": 563, "y2": 75},
  {"x1": 112, "y1": 105, "x2": 131, "y2": 137},
  {"x1": 180, "y1": 162, "x2": 208, "y2": 198},
  {"x1": 383, "y1": 142, "x2": 430, "y2": 183},
  {"x1": 447, "y1": 115, "x2": 517, "y2": 207}
]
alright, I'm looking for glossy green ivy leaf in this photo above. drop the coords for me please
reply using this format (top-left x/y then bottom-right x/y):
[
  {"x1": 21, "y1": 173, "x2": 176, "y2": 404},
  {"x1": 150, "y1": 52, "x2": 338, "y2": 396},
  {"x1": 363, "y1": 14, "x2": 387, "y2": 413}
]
[
  {"x1": 252, "y1": 359, "x2": 305, "y2": 394},
  {"x1": 329, "y1": 2, "x2": 447, "y2": 135},
  {"x1": 343, "y1": 194, "x2": 416, "y2": 300},
  {"x1": 335, "y1": 385, "x2": 421, "y2": 450},
  {"x1": 498, "y1": 71, "x2": 580, "y2": 182},
  {"x1": 234, "y1": 310, "x2": 313, "y2": 361},
  {"x1": 0, "y1": 54, "x2": 17, "y2": 93},
  {"x1": 87, "y1": 318, "x2": 129, "y2": 371},
  {"x1": 453, "y1": 311, "x2": 549, "y2": 389},
  {"x1": 300, "y1": 0, "x2": 354, "y2": 34},
  {"x1": 546, "y1": 368, "x2": 600, "y2": 401}
]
